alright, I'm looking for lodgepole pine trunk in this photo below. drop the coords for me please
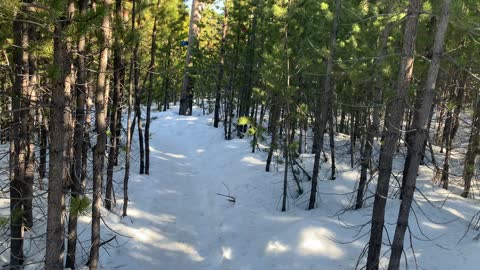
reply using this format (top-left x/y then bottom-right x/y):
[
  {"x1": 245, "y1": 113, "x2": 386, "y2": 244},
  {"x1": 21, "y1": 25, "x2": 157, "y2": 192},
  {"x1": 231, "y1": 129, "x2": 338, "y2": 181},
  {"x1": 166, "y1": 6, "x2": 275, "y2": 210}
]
[
  {"x1": 179, "y1": 0, "x2": 203, "y2": 115},
  {"x1": 23, "y1": 1, "x2": 38, "y2": 229},
  {"x1": 365, "y1": 0, "x2": 421, "y2": 269},
  {"x1": 438, "y1": 75, "x2": 464, "y2": 189},
  {"x1": 123, "y1": 0, "x2": 138, "y2": 217},
  {"x1": 356, "y1": 3, "x2": 393, "y2": 209},
  {"x1": 462, "y1": 92, "x2": 480, "y2": 198},
  {"x1": 308, "y1": 0, "x2": 340, "y2": 210},
  {"x1": 328, "y1": 107, "x2": 336, "y2": 180},
  {"x1": 266, "y1": 102, "x2": 280, "y2": 172},
  {"x1": 225, "y1": 28, "x2": 241, "y2": 140},
  {"x1": 237, "y1": 2, "x2": 259, "y2": 136},
  {"x1": 90, "y1": 0, "x2": 112, "y2": 268},
  {"x1": 10, "y1": 4, "x2": 29, "y2": 266},
  {"x1": 145, "y1": 0, "x2": 161, "y2": 175},
  {"x1": 214, "y1": 2, "x2": 228, "y2": 128},
  {"x1": 66, "y1": 0, "x2": 88, "y2": 267},
  {"x1": 105, "y1": 0, "x2": 125, "y2": 210},
  {"x1": 388, "y1": 0, "x2": 451, "y2": 269},
  {"x1": 46, "y1": 2, "x2": 74, "y2": 268}
]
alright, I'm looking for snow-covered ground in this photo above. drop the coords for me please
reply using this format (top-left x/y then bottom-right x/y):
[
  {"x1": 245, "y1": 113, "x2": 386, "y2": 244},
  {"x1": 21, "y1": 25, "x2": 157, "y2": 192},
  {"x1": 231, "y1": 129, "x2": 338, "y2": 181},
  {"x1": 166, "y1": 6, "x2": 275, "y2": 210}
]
[
  {"x1": 1, "y1": 106, "x2": 480, "y2": 269},
  {"x1": 92, "y1": 107, "x2": 480, "y2": 270}
]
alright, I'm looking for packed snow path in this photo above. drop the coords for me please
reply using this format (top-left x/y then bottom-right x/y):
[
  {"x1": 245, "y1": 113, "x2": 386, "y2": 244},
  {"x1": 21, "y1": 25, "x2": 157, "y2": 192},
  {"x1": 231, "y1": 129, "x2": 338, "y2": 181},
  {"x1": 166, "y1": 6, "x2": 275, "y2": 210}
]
[
  {"x1": 97, "y1": 108, "x2": 480, "y2": 270},
  {"x1": 101, "y1": 108, "x2": 353, "y2": 270}
]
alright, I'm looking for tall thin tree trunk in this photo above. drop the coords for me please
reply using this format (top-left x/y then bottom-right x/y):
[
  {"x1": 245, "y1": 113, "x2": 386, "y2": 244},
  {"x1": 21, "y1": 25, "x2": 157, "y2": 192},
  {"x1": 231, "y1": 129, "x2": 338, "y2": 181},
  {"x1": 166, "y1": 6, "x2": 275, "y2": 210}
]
[
  {"x1": 89, "y1": 0, "x2": 112, "y2": 268},
  {"x1": 350, "y1": 111, "x2": 355, "y2": 168},
  {"x1": 438, "y1": 76, "x2": 464, "y2": 189},
  {"x1": 39, "y1": 108, "x2": 48, "y2": 182},
  {"x1": 66, "y1": 0, "x2": 88, "y2": 267},
  {"x1": 214, "y1": 2, "x2": 228, "y2": 128},
  {"x1": 105, "y1": 0, "x2": 125, "y2": 210},
  {"x1": 10, "y1": 4, "x2": 28, "y2": 267},
  {"x1": 365, "y1": 1, "x2": 421, "y2": 269},
  {"x1": 145, "y1": 1, "x2": 160, "y2": 175},
  {"x1": 23, "y1": 1, "x2": 38, "y2": 230},
  {"x1": 356, "y1": 5, "x2": 393, "y2": 208},
  {"x1": 225, "y1": 28, "x2": 241, "y2": 140},
  {"x1": 252, "y1": 102, "x2": 259, "y2": 153},
  {"x1": 162, "y1": 48, "x2": 171, "y2": 112},
  {"x1": 123, "y1": 0, "x2": 137, "y2": 217},
  {"x1": 388, "y1": 0, "x2": 451, "y2": 269},
  {"x1": 135, "y1": 94, "x2": 145, "y2": 174},
  {"x1": 282, "y1": 121, "x2": 289, "y2": 212},
  {"x1": 308, "y1": 0, "x2": 340, "y2": 210},
  {"x1": 179, "y1": 0, "x2": 203, "y2": 115},
  {"x1": 266, "y1": 103, "x2": 280, "y2": 172},
  {"x1": 326, "y1": 101, "x2": 336, "y2": 180},
  {"x1": 462, "y1": 92, "x2": 480, "y2": 198},
  {"x1": 282, "y1": 12, "x2": 291, "y2": 211},
  {"x1": 46, "y1": 2, "x2": 74, "y2": 268},
  {"x1": 237, "y1": 3, "x2": 258, "y2": 136}
]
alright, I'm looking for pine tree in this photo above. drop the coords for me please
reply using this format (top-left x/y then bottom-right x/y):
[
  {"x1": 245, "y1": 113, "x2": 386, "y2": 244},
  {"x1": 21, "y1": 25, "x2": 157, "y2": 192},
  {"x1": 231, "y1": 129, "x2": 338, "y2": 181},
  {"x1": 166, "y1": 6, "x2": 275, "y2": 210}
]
[
  {"x1": 366, "y1": 0, "x2": 422, "y2": 268},
  {"x1": 179, "y1": 0, "x2": 204, "y2": 115},
  {"x1": 90, "y1": 0, "x2": 113, "y2": 268},
  {"x1": 46, "y1": 1, "x2": 74, "y2": 268}
]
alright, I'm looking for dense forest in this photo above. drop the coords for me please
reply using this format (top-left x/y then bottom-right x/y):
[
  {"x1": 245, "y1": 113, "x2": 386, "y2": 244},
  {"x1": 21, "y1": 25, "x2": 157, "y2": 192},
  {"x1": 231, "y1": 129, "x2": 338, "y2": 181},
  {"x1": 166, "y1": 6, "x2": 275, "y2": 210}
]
[{"x1": 0, "y1": 0, "x2": 479, "y2": 269}]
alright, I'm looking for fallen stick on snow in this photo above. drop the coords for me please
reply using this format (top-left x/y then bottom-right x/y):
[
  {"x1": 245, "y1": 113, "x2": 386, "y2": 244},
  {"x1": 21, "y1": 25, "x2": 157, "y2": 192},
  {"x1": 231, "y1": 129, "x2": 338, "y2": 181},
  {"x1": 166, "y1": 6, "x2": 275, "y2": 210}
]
[{"x1": 216, "y1": 193, "x2": 236, "y2": 203}]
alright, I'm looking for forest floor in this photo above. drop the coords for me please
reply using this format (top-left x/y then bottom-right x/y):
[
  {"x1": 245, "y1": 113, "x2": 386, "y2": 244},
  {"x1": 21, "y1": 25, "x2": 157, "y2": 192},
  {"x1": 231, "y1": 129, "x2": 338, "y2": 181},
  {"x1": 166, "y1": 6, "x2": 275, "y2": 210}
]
[
  {"x1": 2, "y1": 106, "x2": 480, "y2": 269},
  {"x1": 87, "y1": 106, "x2": 480, "y2": 270}
]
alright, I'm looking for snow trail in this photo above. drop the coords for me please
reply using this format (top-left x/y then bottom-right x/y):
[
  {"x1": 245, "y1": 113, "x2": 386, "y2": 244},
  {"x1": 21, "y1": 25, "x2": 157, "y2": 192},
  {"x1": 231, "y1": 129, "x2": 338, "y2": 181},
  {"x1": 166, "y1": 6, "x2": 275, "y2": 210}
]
[
  {"x1": 95, "y1": 107, "x2": 480, "y2": 270},
  {"x1": 100, "y1": 108, "x2": 351, "y2": 270}
]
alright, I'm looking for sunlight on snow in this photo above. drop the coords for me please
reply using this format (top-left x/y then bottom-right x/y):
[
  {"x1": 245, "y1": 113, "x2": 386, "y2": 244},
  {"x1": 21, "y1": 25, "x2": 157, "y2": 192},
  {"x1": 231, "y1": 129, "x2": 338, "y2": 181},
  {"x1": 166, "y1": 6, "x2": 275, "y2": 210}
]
[
  {"x1": 149, "y1": 146, "x2": 187, "y2": 159},
  {"x1": 133, "y1": 227, "x2": 204, "y2": 262},
  {"x1": 221, "y1": 246, "x2": 233, "y2": 260},
  {"x1": 241, "y1": 156, "x2": 265, "y2": 166},
  {"x1": 422, "y1": 221, "x2": 447, "y2": 230},
  {"x1": 158, "y1": 188, "x2": 180, "y2": 195},
  {"x1": 225, "y1": 144, "x2": 240, "y2": 149},
  {"x1": 263, "y1": 215, "x2": 304, "y2": 223},
  {"x1": 265, "y1": 240, "x2": 290, "y2": 254},
  {"x1": 297, "y1": 227, "x2": 343, "y2": 258},
  {"x1": 163, "y1": 152, "x2": 187, "y2": 159},
  {"x1": 128, "y1": 208, "x2": 176, "y2": 225},
  {"x1": 175, "y1": 117, "x2": 199, "y2": 121},
  {"x1": 444, "y1": 207, "x2": 465, "y2": 219},
  {"x1": 333, "y1": 184, "x2": 352, "y2": 193}
]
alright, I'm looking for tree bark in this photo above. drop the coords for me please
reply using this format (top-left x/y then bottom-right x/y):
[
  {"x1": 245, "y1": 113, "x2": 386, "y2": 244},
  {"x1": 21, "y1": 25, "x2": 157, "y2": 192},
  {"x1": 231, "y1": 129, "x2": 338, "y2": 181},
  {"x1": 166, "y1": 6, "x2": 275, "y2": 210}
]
[
  {"x1": 23, "y1": 1, "x2": 38, "y2": 229},
  {"x1": 328, "y1": 107, "x2": 336, "y2": 180},
  {"x1": 266, "y1": 102, "x2": 280, "y2": 172},
  {"x1": 123, "y1": 0, "x2": 137, "y2": 217},
  {"x1": 46, "y1": 2, "x2": 74, "y2": 268},
  {"x1": 308, "y1": 0, "x2": 340, "y2": 210},
  {"x1": 237, "y1": 3, "x2": 258, "y2": 136},
  {"x1": 356, "y1": 3, "x2": 393, "y2": 209},
  {"x1": 388, "y1": 0, "x2": 451, "y2": 269},
  {"x1": 105, "y1": 0, "x2": 125, "y2": 210},
  {"x1": 214, "y1": 2, "x2": 228, "y2": 128},
  {"x1": 179, "y1": 0, "x2": 203, "y2": 115},
  {"x1": 365, "y1": 1, "x2": 421, "y2": 269},
  {"x1": 10, "y1": 4, "x2": 28, "y2": 267},
  {"x1": 90, "y1": 0, "x2": 112, "y2": 268},
  {"x1": 462, "y1": 92, "x2": 480, "y2": 198},
  {"x1": 437, "y1": 75, "x2": 465, "y2": 189},
  {"x1": 66, "y1": 0, "x2": 88, "y2": 267},
  {"x1": 145, "y1": 1, "x2": 160, "y2": 175}
]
